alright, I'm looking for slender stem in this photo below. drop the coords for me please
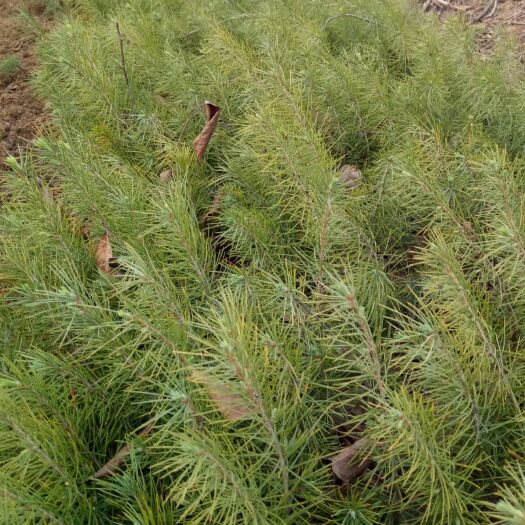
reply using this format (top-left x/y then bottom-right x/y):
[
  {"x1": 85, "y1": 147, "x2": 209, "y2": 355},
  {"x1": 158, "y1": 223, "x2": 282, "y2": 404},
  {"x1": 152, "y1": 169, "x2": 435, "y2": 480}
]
[
  {"x1": 252, "y1": 389, "x2": 290, "y2": 508},
  {"x1": 430, "y1": 332, "x2": 482, "y2": 440},
  {"x1": 227, "y1": 350, "x2": 290, "y2": 511},
  {"x1": 345, "y1": 293, "x2": 386, "y2": 400},
  {"x1": 315, "y1": 187, "x2": 333, "y2": 294},
  {"x1": 116, "y1": 22, "x2": 132, "y2": 101}
]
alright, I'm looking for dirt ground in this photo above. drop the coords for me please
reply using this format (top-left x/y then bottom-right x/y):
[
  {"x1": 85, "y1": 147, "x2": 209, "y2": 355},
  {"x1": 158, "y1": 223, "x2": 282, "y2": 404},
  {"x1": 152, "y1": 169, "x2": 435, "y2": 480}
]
[
  {"x1": 0, "y1": 0, "x2": 50, "y2": 168},
  {"x1": 421, "y1": 0, "x2": 525, "y2": 54}
]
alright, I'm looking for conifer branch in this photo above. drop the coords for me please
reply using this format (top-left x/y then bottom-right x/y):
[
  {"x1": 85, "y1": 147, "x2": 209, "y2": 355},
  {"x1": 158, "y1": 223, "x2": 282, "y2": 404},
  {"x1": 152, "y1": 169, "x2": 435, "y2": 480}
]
[
  {"x1": 1, "y1": 485, "x2": 67, "y2": 525},
  {"x1": 344, "y1": 292, "x2": 386, "y2": 400}
]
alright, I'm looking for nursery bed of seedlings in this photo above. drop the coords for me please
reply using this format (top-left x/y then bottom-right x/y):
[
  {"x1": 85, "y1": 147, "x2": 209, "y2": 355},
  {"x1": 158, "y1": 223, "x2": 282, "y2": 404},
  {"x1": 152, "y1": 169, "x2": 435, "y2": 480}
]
[{"x1": 2, "y1": 0, "x2": 525, "y2": 523}]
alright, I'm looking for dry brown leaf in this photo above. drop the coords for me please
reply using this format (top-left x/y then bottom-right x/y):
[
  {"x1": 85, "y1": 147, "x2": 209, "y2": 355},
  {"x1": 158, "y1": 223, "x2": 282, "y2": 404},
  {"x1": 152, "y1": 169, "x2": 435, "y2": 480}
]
[
  {"x1": 160, "y1": 168, "x2": 173, "y2": 182},
  {"x1": 338, "y1": 164, "x2": 362, "y2": 191},
  {"x1": 192, "y1": 101, "x2": 221, "y2": 161},
  {"x1": 191, "y1": 370, "x2": 253, "y2": 421},
  {"x1": 68, "y1": 388, "x2": 78, "y2": 408},
  {"x1": 330, "y1": 437, "x2": 371, "y2": 483},
  {"x1": 93, "y1": 424, "x2": 153, "y2": 479},
  {"x1": 80, "y1": 221, "x2": 90, "y2": 240},
  {"x1": 203, "y1": 190, "x2": 224, "y2": 221},
  {"x1": 95, "y1": 231, "x2": 112, "y2": 274}
]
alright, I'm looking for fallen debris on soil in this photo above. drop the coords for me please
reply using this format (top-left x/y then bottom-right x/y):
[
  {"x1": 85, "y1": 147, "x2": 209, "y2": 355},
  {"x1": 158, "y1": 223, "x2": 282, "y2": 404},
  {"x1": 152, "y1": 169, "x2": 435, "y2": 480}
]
[
  {"x1": 421, "y1": 0, "x2": 525, "y2": 55},
  {"x1": 0, "y1": 0, "x2": 50, "y2": 167}
]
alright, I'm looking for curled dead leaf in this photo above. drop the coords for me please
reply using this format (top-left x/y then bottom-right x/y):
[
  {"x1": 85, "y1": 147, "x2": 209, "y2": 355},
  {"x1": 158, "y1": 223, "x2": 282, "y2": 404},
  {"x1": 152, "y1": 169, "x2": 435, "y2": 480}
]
[
  {"x1": 330, "y1": 437, "x2": 371, "y2": 483},
  {"x1": 95, "y1": 231, "x2": 113, "y2": 274},
  {"x1": 191, "y1": 370, "x2": 253, "y2": 421},
  {"x1": 338, "y1": 164, "x2": 362, "y2": 191},
  {"x1": 93, "y1": 423, "x2": 153, "y2": 479},
  {"x1": 160, "y1": 168, "x2": 173, "y2": 182},
  {"x1": 192, "y1": 101, "x2": 221, "y2": 161}
]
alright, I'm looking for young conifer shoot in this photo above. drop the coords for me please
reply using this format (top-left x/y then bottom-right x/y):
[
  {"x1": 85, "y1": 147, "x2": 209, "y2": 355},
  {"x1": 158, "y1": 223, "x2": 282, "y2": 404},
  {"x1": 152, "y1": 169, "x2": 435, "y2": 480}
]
[{"x1": 2, "y1": 0, "x2": 525, "y2": 523}]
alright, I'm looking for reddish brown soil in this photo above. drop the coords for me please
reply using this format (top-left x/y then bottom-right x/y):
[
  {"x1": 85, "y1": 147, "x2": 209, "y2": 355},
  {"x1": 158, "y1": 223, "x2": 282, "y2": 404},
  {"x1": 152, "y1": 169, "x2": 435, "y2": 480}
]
[
  {"x1": 0, "y1": 0, "x2": 50, "y2": 168},
  {"x1": 421, "y1": 0, "x2": 525, "y2": 55}
]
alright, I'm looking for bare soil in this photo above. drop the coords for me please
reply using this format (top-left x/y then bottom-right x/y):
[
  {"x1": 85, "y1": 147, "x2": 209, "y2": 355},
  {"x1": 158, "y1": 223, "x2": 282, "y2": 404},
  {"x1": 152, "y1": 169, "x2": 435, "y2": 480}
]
[
  {"x1": 421, "y1": 0, "x2": 525, "y2": 55},
  {"x1": 0, "y1": 0, "x2": 50, "y2": 168}
]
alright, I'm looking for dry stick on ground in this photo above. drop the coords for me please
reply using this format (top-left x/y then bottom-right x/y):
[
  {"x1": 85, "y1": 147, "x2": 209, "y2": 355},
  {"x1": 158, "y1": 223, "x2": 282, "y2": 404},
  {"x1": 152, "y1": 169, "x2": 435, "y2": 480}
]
[
  {"x1": 116, "y1": 22, "x2": 133, "y2": 101},
  {"x1": 508, "y1": 12, "x2": 525, "y2": 25},
  {"x1": 471, "y1": 0, "x2": 498, "y2": 23},
  {"x1": 93, "y1": 423, "x2": 154, "y2": 479},
  {"x1": 509, "y1": 12, "x2": 525, "y2": 23}
]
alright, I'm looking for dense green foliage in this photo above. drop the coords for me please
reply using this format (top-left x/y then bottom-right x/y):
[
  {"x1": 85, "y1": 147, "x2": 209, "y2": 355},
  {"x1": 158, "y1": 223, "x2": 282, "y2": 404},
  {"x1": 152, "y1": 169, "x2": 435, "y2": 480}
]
[{"x1": 2, "y1": 0, "x2": 525, "y2": 522}]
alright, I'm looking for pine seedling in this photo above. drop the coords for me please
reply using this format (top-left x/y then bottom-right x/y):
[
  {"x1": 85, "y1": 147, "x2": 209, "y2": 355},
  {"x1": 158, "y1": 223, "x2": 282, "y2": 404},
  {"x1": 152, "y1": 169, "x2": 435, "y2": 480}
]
[
  {"x1": 3, "y1": 0, "x2": 525, "y2": 523},
  {"x1": 0, "y1": 55, "x2": 21, "y2": 79}
]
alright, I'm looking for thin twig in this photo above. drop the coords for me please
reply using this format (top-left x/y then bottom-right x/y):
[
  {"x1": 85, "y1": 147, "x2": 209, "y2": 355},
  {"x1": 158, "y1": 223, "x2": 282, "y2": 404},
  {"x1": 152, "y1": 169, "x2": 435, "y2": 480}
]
[
  {"x1": 93, "y1": 422, "x2": 154, "y2": 479},
  {"x1": 324, "y1": 12, "x2": 384, "y2": 30},
  {"x1": 508, "y1": 12, "x2": 525, "y2": 23},
  {"x1": 471, "y1": 0, "x2": 498, "y2": 23},
  {"x1": 116, "y1": 22, "x2": 133, "y2": 101}
]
